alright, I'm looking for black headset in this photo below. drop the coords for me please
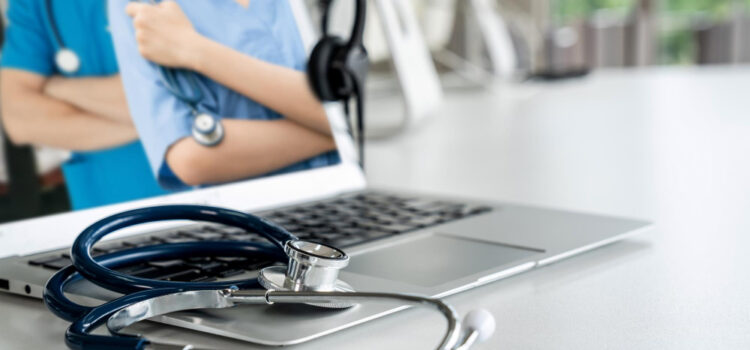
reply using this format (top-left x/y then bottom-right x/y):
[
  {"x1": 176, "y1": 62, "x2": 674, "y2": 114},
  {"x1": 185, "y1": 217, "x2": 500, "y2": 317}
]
[{"x1": 307, "y1": 0, "x2": 368, "y2": 169}]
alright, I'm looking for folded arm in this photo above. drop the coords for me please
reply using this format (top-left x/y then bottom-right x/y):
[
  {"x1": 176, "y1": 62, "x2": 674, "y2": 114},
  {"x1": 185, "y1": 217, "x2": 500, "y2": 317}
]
[
  {"x1": 0, "y1": 69, "x2": 138, "y2": 151},
  {"x1": 189, "y1": 39, "x2": 332, "y2": 136},
  {"x1": 43, "y1": 74, "x2": 133, "y2": 124},
  {"x1": 125, "y1": 1, "x2": 332, "y2": 136},
  {"x1": 167, "y1": 119, "x2": 335, "y2": 186}
]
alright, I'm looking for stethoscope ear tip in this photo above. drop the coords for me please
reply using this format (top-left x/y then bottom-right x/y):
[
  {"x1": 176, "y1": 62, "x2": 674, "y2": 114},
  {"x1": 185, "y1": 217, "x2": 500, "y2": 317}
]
[{"x1": 463, "y1": 309, "x2": 496, "y2": 342}]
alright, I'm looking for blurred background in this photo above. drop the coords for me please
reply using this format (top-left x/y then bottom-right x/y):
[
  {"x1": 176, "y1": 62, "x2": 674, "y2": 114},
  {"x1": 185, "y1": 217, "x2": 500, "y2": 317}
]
[
  {"x1": 415, "y1": 0, "x2": 750, "y2": 71},
  {"x1": 2, "y1": 0, "x2": 748, "y2": 223}
]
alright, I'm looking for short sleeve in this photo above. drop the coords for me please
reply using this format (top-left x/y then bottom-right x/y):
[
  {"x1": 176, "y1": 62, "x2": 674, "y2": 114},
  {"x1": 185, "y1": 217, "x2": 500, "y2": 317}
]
[
  {"x1": 107, "y1": 0, "x2": 195, "y2": 190},
  {"x1": 1, "y1": 0, "x2": 56, "y2": 76}
]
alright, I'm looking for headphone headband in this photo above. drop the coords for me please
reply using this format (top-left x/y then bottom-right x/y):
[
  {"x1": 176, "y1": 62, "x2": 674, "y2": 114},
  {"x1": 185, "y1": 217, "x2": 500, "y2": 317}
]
[{"x1": 320, "y1": 0, "x2": 366, "y2": 50}]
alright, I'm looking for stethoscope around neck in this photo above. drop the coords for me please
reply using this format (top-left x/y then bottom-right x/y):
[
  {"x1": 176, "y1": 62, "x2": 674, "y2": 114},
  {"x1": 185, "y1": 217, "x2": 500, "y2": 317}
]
[
  {"x1": 43, "y1": 0, "x2": 225, "y2": 147},
  {"x1": 44, "y1": 0, "x2": 81, "y2": 75},
  {"x1": 43, "y1": 205, "x2": 495, "y2": 350}
]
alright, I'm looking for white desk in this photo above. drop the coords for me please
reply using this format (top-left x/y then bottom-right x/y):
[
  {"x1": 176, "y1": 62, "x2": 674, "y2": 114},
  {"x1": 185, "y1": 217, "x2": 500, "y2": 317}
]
[{"x1": 1, "y1": 66, "x2": 749, "y2": 349}]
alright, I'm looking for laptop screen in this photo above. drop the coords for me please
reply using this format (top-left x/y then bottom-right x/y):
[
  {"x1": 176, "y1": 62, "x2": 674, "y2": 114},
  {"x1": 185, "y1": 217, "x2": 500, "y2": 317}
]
[{"x1": 0, "y1": 0, "x2": 355, "y2": 226}]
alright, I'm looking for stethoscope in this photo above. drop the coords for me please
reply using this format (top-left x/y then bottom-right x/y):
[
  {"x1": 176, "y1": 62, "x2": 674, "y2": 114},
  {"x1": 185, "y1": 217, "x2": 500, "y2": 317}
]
[
  {"x1": 43, "y1": 205, "x2": 495, "y2": 350},
  {"x1": 43, "y1": 0, "x2": 225, "y2": 147},
  {"x1": 43, "y1": 0, "x2": 81, "y2": 75}
]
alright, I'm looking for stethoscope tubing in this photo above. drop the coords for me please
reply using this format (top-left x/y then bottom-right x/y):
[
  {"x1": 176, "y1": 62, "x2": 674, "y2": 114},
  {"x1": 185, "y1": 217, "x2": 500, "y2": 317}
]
[
  {"x1": 45, "y1": 205, "x2": 299, "y2": 349},
  {"x1": 44, "y1": 241, "x2": 282, "y2": 322},
  {"x1": 44, "y1": 205, "x2": 478, "y2": 350},
  {"x1": 158, "y1": 66, "x2": 204, "y2": 110},
  {"x1": 69, "y1": 206, "x2": 295, "y2": 294},
  {"x1": 66, "y1": 287, "x2": 180, "y2": 350}
]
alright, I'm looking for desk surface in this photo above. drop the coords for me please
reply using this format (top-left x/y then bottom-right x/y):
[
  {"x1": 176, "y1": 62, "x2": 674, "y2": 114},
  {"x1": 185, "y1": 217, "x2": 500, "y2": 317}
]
[{"x1": 2, "y1": 66, "x2": 749, "y2": 349}]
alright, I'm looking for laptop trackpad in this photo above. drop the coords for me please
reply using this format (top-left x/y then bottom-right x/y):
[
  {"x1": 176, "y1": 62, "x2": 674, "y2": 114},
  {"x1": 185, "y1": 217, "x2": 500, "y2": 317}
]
[{"x1": 346, "y1": 234, "x2": 541, "y2": 287}]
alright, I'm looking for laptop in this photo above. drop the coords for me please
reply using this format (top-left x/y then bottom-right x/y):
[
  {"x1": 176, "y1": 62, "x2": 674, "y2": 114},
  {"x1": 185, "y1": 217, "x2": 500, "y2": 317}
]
[{"x1": 0, "y1": 1, "x2": 651, "y2": 346}]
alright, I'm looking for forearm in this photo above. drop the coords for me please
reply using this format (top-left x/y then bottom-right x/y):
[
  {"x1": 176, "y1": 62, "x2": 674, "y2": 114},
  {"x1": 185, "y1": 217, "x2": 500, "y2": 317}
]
[
  {"x1": 3, "y1": 99, "x2": 138, "y2": 151},
  {"x1": 44, "y1": 75, "x2": 132, "y2": 124},
  {"x1": 1, "y1": 71, "x2": 137, "y2": 151},
  {"x1": 167, "y1": 119, "x2": 336, "y2": 186},
  {"x1": 190, "y1": 38, "x2": 332, "y2": 136}
]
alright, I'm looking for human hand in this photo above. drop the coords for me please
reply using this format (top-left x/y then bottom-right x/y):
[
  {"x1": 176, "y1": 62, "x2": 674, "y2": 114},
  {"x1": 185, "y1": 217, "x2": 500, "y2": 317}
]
[{"x1": 125, "y1": 1, "x2": 207, "y2": 69}]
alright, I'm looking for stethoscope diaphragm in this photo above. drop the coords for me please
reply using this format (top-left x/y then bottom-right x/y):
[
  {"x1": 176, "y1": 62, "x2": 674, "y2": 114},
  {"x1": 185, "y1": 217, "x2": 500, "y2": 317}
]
[
  {"x1": 55, "y1": 48, "x2": 81, "y2": 74},
  {"x1": 191, "y1": 113, "x2": 224, "y2": 147},
  {"x1": 259, "y1": 240, "x2": 356, "y2": 309}
]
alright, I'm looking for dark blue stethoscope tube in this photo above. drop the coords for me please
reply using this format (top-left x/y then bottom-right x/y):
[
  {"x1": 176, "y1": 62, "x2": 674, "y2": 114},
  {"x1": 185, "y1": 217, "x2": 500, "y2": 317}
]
[
  {"x1": 69, "y1": 205, "x2": 296, "y2": 295},
  {"x1": 44, "y1": 241, "x2": 281, "y2": 322},
  {"x1": 43, "y1": 205, "x2": 298, "y2": 349},
  {"x1": 47, "y1": 242, "x2": 277, "y2": 350}
]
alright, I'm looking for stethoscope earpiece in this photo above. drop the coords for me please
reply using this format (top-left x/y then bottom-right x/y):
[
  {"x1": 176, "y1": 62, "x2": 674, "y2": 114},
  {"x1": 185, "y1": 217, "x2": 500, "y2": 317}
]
[{"x1": 460, "y1": 309, "x2": 497, "y2": 347}]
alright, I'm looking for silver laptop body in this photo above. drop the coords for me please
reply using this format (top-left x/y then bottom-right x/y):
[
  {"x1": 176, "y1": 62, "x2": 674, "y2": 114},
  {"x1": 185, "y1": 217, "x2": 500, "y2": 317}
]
[{"x1": 0, "y1": 194, "x2": 650, "y2": 345}]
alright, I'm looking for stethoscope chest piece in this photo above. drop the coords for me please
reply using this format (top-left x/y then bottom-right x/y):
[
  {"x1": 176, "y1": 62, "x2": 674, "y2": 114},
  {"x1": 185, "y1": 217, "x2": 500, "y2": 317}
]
[
  {"x1": 191, "y1": 113, "x2": 224, "y2": 147},
  {"x1": 55, "y1": 48, "x2": 80, "y2": 74},
  {"x1": 259, "y1": 240, "x2": 356, "y2": 309}
]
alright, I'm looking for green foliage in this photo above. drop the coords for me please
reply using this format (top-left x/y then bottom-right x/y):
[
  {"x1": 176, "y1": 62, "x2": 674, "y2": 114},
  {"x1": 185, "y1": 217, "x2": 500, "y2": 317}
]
[
  {"x1": 659, "y1": 28, "x2": 696, "y2": 64},
  {"x1": 551, "y1": 0, "x2": 750, "y2": 64},
  {"x1": 553, "y1": 0, "x2": 747, "y2": 20},
  {"x1": 553, "y1": 0, "x2": 634, "y2": 21},
  {"x1": 665, "y1": 0, "x2": 733, "y2": 16}
]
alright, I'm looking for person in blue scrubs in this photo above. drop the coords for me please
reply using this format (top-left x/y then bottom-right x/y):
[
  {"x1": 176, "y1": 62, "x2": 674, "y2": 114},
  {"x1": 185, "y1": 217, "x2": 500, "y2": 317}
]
[
  {"x1": 0, "y1": 0, "x2": 167, "y2": 209},
  {"x1": 109, "y1": 0, "x2": 340, "y2": 190}
]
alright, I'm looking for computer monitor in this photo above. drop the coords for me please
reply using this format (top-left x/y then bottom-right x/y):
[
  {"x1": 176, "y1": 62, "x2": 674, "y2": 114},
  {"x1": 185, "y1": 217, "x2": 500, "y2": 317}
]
[{"x1": 0, "y1": 0, "x2": 365, "y2": 258}]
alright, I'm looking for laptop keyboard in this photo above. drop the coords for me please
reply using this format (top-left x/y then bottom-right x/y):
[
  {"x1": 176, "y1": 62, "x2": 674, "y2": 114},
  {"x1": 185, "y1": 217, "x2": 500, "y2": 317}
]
[{"x1": 27, "y1": 192, "x2": 492, "y2": 282}]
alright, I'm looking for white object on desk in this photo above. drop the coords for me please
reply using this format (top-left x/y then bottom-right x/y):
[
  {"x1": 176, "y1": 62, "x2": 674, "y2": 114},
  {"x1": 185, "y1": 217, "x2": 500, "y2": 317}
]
[
  {"x1": 435, "y1": 0, "x2": 518, "y2": 84},
  {"x1": 373, "y1": 0, "x2": 443, "y2": 127},
  {"x1": 468, "y1": 0, "x2": 517, "y2": 78}
]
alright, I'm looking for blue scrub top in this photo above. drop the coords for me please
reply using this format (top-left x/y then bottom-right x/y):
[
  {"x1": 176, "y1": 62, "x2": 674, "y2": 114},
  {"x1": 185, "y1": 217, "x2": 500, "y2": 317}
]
[
  {"x1": 108, "y1": 0, "x2": 340, "y2": 191},
  {"x1": 1, "y1": 0, "x2": 168, "y2": 209}
]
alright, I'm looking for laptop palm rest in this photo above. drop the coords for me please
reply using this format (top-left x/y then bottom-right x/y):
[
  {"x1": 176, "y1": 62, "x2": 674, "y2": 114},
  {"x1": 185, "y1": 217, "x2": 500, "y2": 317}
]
[
  {"x1": 346, "y1": 234, "x2": 542, "y2": 287},
  {"x1": 134, "y1": 234, "x2": 544, "y2": 346}
]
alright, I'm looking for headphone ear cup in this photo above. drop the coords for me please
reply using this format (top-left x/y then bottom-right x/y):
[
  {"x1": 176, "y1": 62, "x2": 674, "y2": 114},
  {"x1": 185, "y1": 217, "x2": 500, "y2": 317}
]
[{"x1": 307, "y1": 36, "x2": 347, "y2": 101}]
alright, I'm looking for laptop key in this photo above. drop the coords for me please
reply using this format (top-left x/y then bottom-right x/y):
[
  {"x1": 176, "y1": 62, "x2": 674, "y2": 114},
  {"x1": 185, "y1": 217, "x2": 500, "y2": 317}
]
[
  {"x1": 42, "y1": 257, "x2": 73, "y2": 270},
  {"x1": 29, "y1": 255, "x2": 65, "y2": 266},
  {"x1": 147, "y1": 260, "x2": 186, "y2": 271},
  {"x1": 213, "y1": 257, "x2": 248, "y2": 266},
  {"x1": 161, "y1": 237, "x2": 197, "y2": 244},
  {"x1": 120, "y1": 265, "x2": 161, "y2": 278},
  {"x1": 245, "y1": 260, "x2": 273, "y2": 271},
  {"x1": 94, "y1": 242, "x2": 125, "y2": 253},
  {"x1": 219, "y1": 269, "x2": 245, "y2": 278},
  {"x1": 186, "y1": 261, "x2": 226, "y2": 275},
  {"x1": 190, "y1": 276, "x2": 217, "y2": 282},
  {"x1": 121, "y1": 236, "x2": 156, "y2": 248},
  {"x1": 379, "y1": 223, "x2": 418, "y2": 234},
  {"x1": 179, "y1": 230, "x2": 224, "y2": 241},
  {"x1": 162, "y1": 269, "x2": 203, "y2": 282}
]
